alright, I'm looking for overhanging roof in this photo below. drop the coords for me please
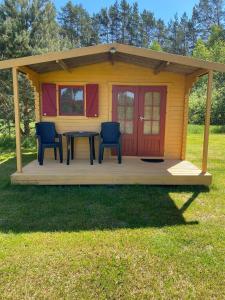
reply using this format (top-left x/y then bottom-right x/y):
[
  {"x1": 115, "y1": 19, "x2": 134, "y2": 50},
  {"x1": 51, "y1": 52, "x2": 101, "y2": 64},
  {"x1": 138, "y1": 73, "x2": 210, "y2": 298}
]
[{"x1": 0, "y1": 43, "x2": 225, "y2": 75}]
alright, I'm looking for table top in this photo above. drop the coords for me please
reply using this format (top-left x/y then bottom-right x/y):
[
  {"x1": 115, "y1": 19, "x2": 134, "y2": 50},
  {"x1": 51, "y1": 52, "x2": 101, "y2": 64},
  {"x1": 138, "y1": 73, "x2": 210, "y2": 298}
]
[{"x1": 63, "y1": 131, "x2": 99, "y2": 137}]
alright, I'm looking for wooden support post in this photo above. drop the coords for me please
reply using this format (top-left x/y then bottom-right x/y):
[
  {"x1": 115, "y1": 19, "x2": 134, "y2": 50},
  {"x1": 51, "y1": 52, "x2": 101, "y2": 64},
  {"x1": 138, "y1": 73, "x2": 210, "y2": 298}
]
[
  {"x1": 181, "y1": 92, "x2": 190, "y2": 160},
  {"x1": 12, "y1": 67, "x2": 22, "y2": 173},
  {"x1": 202, "y1": 70, "x2": 213, "y2": 173}
]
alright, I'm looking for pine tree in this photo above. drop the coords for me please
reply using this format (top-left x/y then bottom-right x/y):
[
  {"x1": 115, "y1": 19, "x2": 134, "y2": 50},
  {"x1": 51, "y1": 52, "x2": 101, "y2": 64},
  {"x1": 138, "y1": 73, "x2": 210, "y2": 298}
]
[
  {"x1": 58, "y1": 2, "x2": 93, "y2": 47},
  {"x1": 140, "y1": 9, "x2": 155, "y2": 48},
  {"x1": 90, "y1": 14, "x2": 101, "y2": 45},
  {"x1": 0, "y1": 0, "x2": 65, "y2": 136},
  {"x1": 192, "y1": 0, "x2": 225, "y2": 40},
  {"x1": 109, "y1": 1, "x2": 121, "y2": 43},
  {"x1": 167, "y1": 14, "x2": 181, "y2": 54},
  {"x1": 97, "y1": 8, "x2": 110, "y2": 43},
  {"x1": 128, "y1": 2, "x2": 140, "y2": 46},
  {"x1": 179, "y1": 13, "x2": 192, "y2": 55},
  {"x1": 154, "y1": 19, "x2": 168, "y2": 49},
  {"x1": 120, "y1": 0, "x2": 131, "y2": 44}
]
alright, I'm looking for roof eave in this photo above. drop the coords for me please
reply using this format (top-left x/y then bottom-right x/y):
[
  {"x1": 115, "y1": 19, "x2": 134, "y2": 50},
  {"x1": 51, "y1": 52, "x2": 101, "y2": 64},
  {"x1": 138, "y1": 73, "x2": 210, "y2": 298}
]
[{"x1": 0, "y1": 43, "x2": 224, "y2": 73}]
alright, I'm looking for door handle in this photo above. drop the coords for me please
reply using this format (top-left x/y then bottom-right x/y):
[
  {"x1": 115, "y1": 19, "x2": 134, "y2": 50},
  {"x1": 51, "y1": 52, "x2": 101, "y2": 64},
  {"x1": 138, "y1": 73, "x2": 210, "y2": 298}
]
[{"x1": 139, "y1": 116, "x2": 145, "y2": 121}]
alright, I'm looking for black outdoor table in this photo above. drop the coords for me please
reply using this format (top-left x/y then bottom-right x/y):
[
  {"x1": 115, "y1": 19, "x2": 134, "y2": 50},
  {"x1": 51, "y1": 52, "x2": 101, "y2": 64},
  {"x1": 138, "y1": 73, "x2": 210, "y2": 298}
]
[{"x1": 63, "y1": 131, "x2": 99, "y2": 165}]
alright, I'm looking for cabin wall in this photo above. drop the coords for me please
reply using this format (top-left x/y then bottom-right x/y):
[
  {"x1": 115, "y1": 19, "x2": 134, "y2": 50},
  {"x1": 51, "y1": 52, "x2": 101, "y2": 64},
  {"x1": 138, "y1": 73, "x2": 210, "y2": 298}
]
[{"x1": 38, "y1": 61, "x2": 186, "y2": 159}]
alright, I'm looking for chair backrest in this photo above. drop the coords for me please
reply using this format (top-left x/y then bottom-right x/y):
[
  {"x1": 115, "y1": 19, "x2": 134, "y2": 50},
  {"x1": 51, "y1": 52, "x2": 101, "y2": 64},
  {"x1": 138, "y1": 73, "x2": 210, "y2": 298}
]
[
  {"x1": 101, "y1": 122, "x2": 121, "y2": 144},
  {"x1": 35, "y1": 122, "x2": 57, "y2": 143}
]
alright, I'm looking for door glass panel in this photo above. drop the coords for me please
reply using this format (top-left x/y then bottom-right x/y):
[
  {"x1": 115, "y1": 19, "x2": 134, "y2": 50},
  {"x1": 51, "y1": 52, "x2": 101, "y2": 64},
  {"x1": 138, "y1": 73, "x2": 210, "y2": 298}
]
[
  {"x1": 126, "y1": 92, "x2": 135, "y2": 105},
  {"x1": 119, "y1": 121, "x2": 125, "y2": 133},
  {"x1": 153, "y1": 92, "x2": 160, "y2": 105},
  {"x1": 145, "y1": 92, "x2": 153, "y2": 106},
  {"x1": 118, "y1": 93, "x2": 126, "y2": 105},
  {"x1": 153, "y1": 106, "x2": 160, "y2": 120},
  {"x1": 117, "y1": 91, "x2": 134, "y2": 135},
  {"x1": 125, "y1": 121, "x2": 133, "y2": 134},
  {"x1": 126, "y1": 106, "x2": 133, "y2": 120},
  {"x1": 144, "y1": 121, "x2": 152, "y2": 134},
  {"x1": 152, "y1": 121, "x2": 160, "y2": 134},
  {"x1": 117, "y1": 106, "x2": 125, "y2": 120},
  {"x1": 144, "y1": 106, "x2": 152, "y2": 119},
  {"x1": 143, "y1": 91, "x2": 161, "y2": 135},
  {"x1": 118, "y1": 91, "x2": 134, "y2": 105}
]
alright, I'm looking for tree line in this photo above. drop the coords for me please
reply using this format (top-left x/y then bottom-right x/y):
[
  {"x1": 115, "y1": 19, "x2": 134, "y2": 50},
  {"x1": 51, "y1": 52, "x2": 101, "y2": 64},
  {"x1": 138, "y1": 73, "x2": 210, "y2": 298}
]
[{"x1": 0, "y1": 0, "x2": 225, "y2": 136}]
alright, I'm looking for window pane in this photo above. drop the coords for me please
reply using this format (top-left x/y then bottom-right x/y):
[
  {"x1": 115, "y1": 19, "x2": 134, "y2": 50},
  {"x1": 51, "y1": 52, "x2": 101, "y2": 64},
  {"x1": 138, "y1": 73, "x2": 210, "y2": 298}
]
[
  {"x1": 118, "y1": 91, "x2": 134, "y2": 105},
  {"x1": 144, "y1": 121, "x2": 152, "y2": 134},
  {"x1": 144, "y1": 106, "x2": 152, "y2": 119},
  {"x1": 145, "y1": 92, "x2": 153, "y2": 106},
  {"x1": 117, "y1": 106, "x2": 125, "y2": 120},
  {"x1": 152, "y1": 121, "x2": 160, "y2": 134},
  {"x1": 126, "y1": 106, "x2": 133, "y2": 120},
  {"x1": 125, "y1": 121, "x2": 133, "y2": 134},
  {"x1": 153, "y1": 92, "x2": 160, "y2": 106},
  {"x1": 118, "y1": 93, "x2": 125, "y2": 105},
  {"x1": 60, "y1": 87, "x2": 84, "y2": 115},
  {"x1": 119, "y1": 121, "x2": 125, "y2": 133},
  {"x1": 153, "y1": 106, "x2": 160, "y2": 120},
  {"x1": 126, "y1": 92, "x2": 135, "y2": 105}
]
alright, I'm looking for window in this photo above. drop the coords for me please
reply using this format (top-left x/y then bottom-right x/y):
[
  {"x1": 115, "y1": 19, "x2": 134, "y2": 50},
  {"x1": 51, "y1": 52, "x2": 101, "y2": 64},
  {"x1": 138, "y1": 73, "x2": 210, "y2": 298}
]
[
  {"x1": 59, "y1": 86, "x2": 84, "y2": 116},
  {"x1": 143, "y1": 92, "x2": 161, "y2": 135},
  {"x1": 117, "y1": 91, "x2": 134, "y2": 134}
]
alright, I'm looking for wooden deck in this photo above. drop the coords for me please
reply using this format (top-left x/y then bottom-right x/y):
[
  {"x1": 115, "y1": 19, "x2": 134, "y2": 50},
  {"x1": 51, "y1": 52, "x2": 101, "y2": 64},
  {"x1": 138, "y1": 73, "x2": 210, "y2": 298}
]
[{"x1": 11, "y1": 158, "x2": 212, "y2": 185}]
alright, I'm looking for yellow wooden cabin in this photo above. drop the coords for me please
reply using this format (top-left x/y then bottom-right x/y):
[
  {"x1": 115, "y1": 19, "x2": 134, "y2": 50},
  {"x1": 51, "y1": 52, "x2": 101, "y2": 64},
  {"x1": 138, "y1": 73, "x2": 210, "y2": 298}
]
[{"x1": 0, "y1": 43, "x2": 225, "y2": 185}]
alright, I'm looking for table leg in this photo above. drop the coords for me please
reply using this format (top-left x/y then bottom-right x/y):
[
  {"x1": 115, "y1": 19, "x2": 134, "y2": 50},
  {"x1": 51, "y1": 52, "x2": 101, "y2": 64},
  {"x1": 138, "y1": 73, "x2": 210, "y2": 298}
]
[
  {"x1": 92, "y1": 136, "x2": 96, "y2": 160},
  {"x1": 66, "y1": 136, "x2": 71, "y2": 165},
  {"x1": 71, "y1": 137, "x2": 74, "y2": 160},
  {"x1": 89, "y1": 137, "x2": 93, "y2": 165}
]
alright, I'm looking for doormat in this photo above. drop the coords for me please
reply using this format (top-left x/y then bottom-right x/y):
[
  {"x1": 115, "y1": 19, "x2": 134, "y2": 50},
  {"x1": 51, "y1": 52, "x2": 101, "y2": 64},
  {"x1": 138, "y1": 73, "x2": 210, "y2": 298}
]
[{"x1": 141, "y1": 158, "x2": 164, "y2": 163}]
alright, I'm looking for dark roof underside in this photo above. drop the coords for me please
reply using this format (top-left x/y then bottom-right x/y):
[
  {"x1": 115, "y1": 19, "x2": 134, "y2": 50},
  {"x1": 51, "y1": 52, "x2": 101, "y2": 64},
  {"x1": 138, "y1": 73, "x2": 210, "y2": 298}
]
[{"x1": 27, "y1": 52, "x2": 199, "y2": 75}]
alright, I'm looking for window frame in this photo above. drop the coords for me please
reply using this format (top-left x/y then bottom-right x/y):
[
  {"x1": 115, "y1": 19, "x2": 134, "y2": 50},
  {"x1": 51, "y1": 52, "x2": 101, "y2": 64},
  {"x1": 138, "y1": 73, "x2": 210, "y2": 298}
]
[{"x1": 58, "y1": 85, "x2": 85, "y2": 116}]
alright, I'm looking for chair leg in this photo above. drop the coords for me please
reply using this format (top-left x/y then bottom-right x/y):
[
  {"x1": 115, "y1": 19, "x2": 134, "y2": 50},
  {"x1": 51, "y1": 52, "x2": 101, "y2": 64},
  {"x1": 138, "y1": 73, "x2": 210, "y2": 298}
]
[
  {"x1": 101, "y1": 147, "x2": 104, "y2": 161},
  {"x1": 54, "y1": 147, "x2": 57, "y2": 160},
  {"x1": 39, "y1": 147, "x2": 44, "y2": 165},
  {"x1": 98, "y1": 145, "x2": 102, "y2": 163},
  {"x1": 118, "y1": 144, "x2": 122, "y2": 164},
  {"x1": 37, "y1": 145, "x2": 41, "y2": 163},
  {"x1": 59, "y1": 145, "x2": 63, "y2": 163},
  {"x1": 98, "y1": 145, "x2": 103, "y2": 164}
]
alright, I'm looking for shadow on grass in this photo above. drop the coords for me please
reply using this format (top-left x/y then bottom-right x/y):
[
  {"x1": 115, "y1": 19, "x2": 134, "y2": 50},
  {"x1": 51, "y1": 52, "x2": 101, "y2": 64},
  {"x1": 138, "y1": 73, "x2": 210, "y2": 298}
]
[{"x1": 0, "y1": 154, "x2": 209, "y2": 233}]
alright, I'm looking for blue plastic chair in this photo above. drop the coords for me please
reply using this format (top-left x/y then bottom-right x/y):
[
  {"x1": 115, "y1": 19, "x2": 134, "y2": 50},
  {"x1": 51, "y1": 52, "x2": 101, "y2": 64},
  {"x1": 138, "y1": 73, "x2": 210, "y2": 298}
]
[
  {"x1": 98, "y1": 122, "x2": 122, "y2": 164},
  {"x1": 35, "y1": 122, "x2": 63, "y2": 165}
]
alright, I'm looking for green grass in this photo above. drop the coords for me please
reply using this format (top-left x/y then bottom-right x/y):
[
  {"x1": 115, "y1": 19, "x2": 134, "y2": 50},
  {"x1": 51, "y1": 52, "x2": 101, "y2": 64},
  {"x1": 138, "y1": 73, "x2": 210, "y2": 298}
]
[{"x1": 0, "y1": 125, "x2": 225, "y2": 299}]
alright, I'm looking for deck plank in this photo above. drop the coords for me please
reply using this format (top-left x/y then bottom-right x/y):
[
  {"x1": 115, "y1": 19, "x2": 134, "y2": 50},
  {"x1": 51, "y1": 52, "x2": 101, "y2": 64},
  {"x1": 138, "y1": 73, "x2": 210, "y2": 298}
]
[{"x1": 11, "y1": 158, "x2": 212, "y2": 185}]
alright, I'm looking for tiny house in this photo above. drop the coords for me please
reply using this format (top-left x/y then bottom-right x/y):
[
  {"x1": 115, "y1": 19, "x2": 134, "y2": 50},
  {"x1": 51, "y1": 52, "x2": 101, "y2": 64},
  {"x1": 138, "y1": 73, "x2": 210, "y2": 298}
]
[{"x1": 0, "y1": 43, "x2": 225, "y2": 185}]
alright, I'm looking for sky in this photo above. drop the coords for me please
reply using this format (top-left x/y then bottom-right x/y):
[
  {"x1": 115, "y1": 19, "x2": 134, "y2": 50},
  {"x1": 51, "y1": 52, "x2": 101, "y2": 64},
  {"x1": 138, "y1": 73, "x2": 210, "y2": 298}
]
[{"x1": 53, "y1": 0, "x2": 199, "y2": 23}]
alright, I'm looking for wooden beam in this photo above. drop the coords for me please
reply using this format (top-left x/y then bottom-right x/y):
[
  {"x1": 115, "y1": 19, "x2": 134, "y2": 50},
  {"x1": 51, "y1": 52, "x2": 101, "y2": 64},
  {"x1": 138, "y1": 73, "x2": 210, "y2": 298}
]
[
  {"x1": 187, "y1": 68, "x2": 209, "y2": 78},
  {"x1": 56, "y1": 59, "x2": 71, "y2": 72},
  {"x1": 202, "y1": 70, "x2": 213, "y2": 173},
  {"x1": 108, "y1": 53, "x2": 115, "y2": 65},
  {"x1": 12, "y1": 67, "x2": 22, "y2": 173},
  {"x1": 18, "y1": 66, "x2": 39, "y2": 78},
  {"x1": 154, "y1": 61, "x2": 170, "y2": 74}
]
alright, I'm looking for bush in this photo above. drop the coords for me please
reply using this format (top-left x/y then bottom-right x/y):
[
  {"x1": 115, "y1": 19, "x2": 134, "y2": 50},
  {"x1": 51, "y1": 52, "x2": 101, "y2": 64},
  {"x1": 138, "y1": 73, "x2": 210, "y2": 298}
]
[{"x1": 0, "y1": 134, "x2": 36, "y2": 152}]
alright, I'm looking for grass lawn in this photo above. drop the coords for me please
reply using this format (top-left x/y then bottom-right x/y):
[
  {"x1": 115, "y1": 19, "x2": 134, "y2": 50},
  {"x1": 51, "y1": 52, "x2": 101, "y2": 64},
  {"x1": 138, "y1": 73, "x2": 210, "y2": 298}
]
[{"x1": 0, "y1": 125, "x2": 224, "y2": 299}]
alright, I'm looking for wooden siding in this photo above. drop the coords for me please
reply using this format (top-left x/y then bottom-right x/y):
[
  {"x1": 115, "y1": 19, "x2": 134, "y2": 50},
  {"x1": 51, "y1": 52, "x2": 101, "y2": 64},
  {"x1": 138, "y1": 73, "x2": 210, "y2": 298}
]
[{"x1": 38, "y1": 61, "x2": 186, "y2": 160}]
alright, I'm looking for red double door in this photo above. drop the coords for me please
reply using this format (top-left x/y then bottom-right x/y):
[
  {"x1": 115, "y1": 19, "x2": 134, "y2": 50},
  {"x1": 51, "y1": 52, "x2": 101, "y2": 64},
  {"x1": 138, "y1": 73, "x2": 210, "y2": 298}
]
[{"x1": 112, "y1": 85, "x2": 167, "y2": 157}]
